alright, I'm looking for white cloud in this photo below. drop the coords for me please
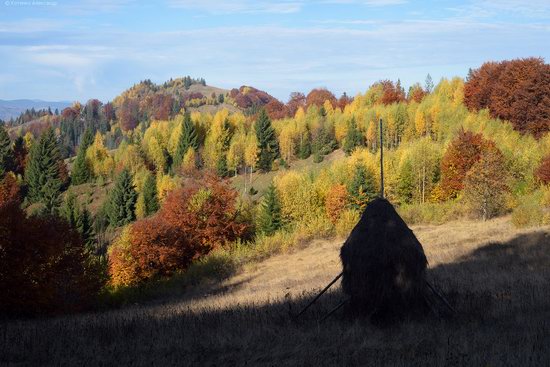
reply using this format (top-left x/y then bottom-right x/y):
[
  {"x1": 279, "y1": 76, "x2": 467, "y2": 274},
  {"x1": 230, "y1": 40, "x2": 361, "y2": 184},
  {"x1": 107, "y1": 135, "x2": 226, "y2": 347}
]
[{"x1": 168, "y1": 0, "x2": 302, "y2": 14}]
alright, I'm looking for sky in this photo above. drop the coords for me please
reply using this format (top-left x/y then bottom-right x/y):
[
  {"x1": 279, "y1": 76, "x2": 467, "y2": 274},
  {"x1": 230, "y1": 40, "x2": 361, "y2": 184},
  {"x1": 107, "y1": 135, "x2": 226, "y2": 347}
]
[{"x1": 0, "y1": 0, "x2": 549, "y2": 102}]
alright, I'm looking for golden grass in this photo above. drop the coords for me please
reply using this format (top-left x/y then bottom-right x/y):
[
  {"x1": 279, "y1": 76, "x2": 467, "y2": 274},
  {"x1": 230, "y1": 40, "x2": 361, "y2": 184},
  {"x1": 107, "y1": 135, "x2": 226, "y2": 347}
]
[{"x1": 2, "y1": 216, "x2": 550, "y2": 366}]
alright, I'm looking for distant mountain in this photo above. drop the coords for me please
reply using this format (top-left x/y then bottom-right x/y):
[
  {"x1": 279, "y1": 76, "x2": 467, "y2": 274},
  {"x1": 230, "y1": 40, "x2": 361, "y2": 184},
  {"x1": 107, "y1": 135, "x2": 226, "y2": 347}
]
[{"x1": 0, "y1": 99, "x2": 72, "y2": 121}]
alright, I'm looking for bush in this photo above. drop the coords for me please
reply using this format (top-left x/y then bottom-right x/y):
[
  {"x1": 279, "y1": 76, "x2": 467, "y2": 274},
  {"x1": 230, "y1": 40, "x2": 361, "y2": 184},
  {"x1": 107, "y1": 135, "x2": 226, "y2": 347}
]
[
  {"x1": 512, "y1": 195, "x2": 543, "y2": 228},
  {"x1": 398, "y1": 201, "x2": 467, "y2": 225},
  {"x1": 335, "y1": 209, "x2": 360, "y2": 238}
]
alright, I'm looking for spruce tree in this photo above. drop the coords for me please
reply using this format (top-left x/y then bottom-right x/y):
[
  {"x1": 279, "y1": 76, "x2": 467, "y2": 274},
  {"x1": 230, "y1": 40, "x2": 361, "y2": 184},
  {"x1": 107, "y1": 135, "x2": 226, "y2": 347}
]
[
  {"x1": 24, "y1": 127, "x2": 63, "y2": 214},
  {"x1": 61, "y1": 192, "x2": 80, "y2": 227},
  {"x1": 216, "y1": 154, "x2": 229, "y2": 177},
  {"x1": 71, "y1": 128, "x2": 94, "y2": 185},
  {"x1": 347, "y1": 163, "x2": 377, "y2": 211},
  {"x1": 343, "y1": 117, "x2": 363, "y2": 156},
  {"x1": 106, "y1": 168, "x2": 137, "y2": 227},
  {"x1": 255, "y1": 109, "x2": 279, "y2": 172},
  {"x1": 61, "y1": 193, "x2": 96, "y2": 248},
  {"x1": 173, "y1": 112, "x2": 198, "y2": 169},
  {"x1": 257, "y1": 183, "x2": 282, "y2": 235},
  {"x1": 77, "y1": 207, "x2": 95, "y2": 248},
  {"x1": 397, "y1": 160, "x2": 415, "y2": 204},
  {"x1": 142, "y1": 172, "x2": 159, "y2": 216},
  {"x1": 0, "y1": 124, "x2": 13, "y2": 177},
  {"x1": 297, "y1": 129, "x2": 311, "y2": 159}
]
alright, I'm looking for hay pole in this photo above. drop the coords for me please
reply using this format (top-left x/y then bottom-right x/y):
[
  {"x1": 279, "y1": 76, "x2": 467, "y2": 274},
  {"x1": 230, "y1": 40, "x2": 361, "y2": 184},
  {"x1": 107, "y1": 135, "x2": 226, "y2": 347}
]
[
  {"x1": 296, "y1": 272, "x2": 343, "y2": 317},
  {"x1": 425, "y1": 281, "x2": 456, "y2": 314},
  {"x1": 320, "y1": 298, "x2": 349, "y2": 323},
  {"x1": 379, "y1": 118, "x2": 384, "y2": 198}
]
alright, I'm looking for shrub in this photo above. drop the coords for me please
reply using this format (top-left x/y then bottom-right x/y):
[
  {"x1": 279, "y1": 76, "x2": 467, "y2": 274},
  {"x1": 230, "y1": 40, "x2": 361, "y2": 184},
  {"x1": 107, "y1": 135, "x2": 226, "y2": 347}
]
[
  {"x1": 335, "y1": 209, "x2": 360, "y2": 238},
  {"x1": 512, "y1": 195, "x2": 543, "y2": 228},
  {"x1": 325, "y1": 184, "x2": 349, "y2": 224}
]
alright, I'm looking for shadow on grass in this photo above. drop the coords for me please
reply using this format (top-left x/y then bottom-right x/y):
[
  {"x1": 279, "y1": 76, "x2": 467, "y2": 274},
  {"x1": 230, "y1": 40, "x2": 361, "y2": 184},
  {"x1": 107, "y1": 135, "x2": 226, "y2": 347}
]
[{"x1": 2, "y1": 231, "x2": 550, "y2": 366}]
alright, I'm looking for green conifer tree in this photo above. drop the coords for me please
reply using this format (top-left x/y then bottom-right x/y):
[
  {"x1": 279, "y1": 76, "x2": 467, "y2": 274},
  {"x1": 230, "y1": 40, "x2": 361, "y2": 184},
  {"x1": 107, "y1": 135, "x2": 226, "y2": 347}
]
[
  {"x1": 257, "y1": 183, "x2": 282, "y2": 235},
  {"x1": 255, "y1": 109, "x2": 279, "y2": 172},
  {"x1": 0, "y1": 124, "x2": 13, "y2": 178},
  {"x1": 397, "y1": 159, "x2": 415, "y2": 204},
  {"x1": 106, "y1": 168, "x2": 137, "y2": 227},
  {"x1": 24, "y1": 127, "x2": 63, "y2": 214},
  {"x1": 216, "y1": 154, "x2": 229, "y2": 177},
  {"x1": 347, "y1": 163, "x2": 377, "y2": 211},
  {"x1": 77, "y1": 206, "x2": 96, "y2": 248},
  {"x1": 343, "y1": 117, "x2": 363, "y2": 156},
  {"x1": 71, "y1": 128, "x2": 95, "y2": 185},
  {"x1": 61, "y1": 192, "x2": 80, "y2": 227},
  {"x1": 142, "y1": 172, "x2": 159, "y2": 216},
  {"x1": 296, "y1": 129, "x2": 311, "y2": 160},
  {"x1": 173, "y1": 112, "x2": 198, "y2": 169}
]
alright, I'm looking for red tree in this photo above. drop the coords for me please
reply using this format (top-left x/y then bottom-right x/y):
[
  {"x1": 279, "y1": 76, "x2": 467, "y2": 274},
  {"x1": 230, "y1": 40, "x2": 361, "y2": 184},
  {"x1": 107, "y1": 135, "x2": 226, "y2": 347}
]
[
  {"x1": 265, "y1": 99, "x2": 288, "y2": 120},
  {"x1": 0, "y1": 176, "x2": 102, "y2": 316},
  {"x1": 286, "y1": 92, "x2": 306, "y2": 117},
  {"x1": 464, "y1": 58, "x2": 550, "y2": 137},
  {"x1": 440, "y1": 129, "x2": 490, "y2": 199},
  {"x1": 117, "y1": 97, "x2": 140, "y2": 131},
  {"x1": 109, "y1": 175, "x2": 249, "y2": 287},
  {"x1": 306, "y1": 88, "x2": 337, "y2": 109},
  {"x1": 535, "y1": 154, "x2": 550, "y2": 185}
]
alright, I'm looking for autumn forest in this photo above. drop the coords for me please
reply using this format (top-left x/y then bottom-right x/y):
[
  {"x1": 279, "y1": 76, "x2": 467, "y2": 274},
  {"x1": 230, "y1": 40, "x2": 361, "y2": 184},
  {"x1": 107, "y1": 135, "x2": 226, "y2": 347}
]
[{"x1": 1, "y1": 57, "x2": 550, "y2": 319}]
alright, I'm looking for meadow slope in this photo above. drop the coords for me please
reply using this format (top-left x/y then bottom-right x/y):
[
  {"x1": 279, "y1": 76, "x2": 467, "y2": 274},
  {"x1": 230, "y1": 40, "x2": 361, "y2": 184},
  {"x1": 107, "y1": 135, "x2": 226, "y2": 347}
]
[{"x1": 2, "y1": 216, "x2": 550, "y2": 366}]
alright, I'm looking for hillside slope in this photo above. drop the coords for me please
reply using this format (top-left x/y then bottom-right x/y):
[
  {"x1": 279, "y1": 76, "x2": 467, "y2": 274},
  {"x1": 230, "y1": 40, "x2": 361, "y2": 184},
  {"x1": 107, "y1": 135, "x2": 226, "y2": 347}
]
[{"x1": 4, "y1": 216, "x2": 550, "y2": 366}]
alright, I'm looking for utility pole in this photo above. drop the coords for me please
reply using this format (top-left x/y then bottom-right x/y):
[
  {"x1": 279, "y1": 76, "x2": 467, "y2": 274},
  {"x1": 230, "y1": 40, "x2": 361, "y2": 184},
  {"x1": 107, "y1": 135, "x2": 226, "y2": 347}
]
[{"x1": 379, "y1": 118, "x2": 384, "y2": 199}]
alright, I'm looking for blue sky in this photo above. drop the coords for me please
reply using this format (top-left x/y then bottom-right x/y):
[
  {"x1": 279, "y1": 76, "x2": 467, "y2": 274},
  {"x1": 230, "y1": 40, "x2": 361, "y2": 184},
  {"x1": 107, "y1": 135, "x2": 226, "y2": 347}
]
[{"x1": 1, "y1": 0, "x2": 549, "y2": 102}]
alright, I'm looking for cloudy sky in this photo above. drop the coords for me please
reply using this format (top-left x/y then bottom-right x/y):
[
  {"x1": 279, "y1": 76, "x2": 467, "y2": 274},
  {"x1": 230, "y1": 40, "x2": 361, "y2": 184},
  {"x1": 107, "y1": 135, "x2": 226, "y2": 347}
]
[{"x1": 1, "y1": 0, "x2": 549, "y2": 102}]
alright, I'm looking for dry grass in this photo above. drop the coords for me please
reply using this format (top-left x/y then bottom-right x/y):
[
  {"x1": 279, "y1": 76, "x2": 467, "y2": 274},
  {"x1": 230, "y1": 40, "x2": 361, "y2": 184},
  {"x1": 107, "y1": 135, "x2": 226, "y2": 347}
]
[{"x1": 2, "y1": 216, "x2": 550, "y2": 366}]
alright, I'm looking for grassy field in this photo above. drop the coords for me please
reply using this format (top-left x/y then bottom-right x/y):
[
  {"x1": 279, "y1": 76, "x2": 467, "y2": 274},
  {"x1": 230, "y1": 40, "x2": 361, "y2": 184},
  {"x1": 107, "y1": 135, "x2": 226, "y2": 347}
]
[{"x1": 2, "y1": 216, "x2": 550, "y2": 366}]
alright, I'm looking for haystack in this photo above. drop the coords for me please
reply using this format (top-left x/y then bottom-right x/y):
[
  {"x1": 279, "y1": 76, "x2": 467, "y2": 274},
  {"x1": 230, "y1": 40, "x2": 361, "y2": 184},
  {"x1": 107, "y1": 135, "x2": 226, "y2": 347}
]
[{"x1": 340, "y1": 198, "x2": 428, "y2": 322}]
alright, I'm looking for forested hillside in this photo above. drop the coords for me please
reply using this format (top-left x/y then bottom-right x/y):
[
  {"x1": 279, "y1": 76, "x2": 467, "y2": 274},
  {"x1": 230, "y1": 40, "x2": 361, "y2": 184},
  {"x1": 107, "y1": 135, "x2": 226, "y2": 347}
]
[{"x1": 1, "y1": 57, "x2": 550, "y2": 316}]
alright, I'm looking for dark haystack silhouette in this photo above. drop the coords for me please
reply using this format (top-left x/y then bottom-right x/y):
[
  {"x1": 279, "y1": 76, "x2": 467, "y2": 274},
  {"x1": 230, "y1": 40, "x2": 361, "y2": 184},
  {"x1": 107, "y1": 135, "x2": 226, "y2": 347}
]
[{"x1": 340, "y1": 198, "x2": 429, "y2": 323}]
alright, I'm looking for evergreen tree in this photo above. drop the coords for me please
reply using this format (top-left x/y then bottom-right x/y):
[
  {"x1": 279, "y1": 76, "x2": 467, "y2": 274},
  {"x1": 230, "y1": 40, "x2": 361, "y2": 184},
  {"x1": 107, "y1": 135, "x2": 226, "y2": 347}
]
[
  {"x1": 106, "y1": 168, "x2": 137, "y2": 227},
  {"x1": 216, "y1": 154, "x2": 229, "y2": 177},
  {"x1": 77, "y1": 206, "x2": 95, "y2": 248},
  {"x1": 296, "y1": 128, "x2": 311, "y2": 159},
  {"x1": 257, "y1": 183, "x2": 282, "y2": 235},
  {"x1": 71, "y1": 128, "x2": 94, "y2": 185},
  {"x1": 142, "y1": 172, "x2": 159, "y2": 216},
  {"x1": 61, "y1": 193, "x2": 96, "y2": 248},
  {"x1": 347, "y1": 163, "x2": 377, "y2": 211},
  {"x1": 425, "y1": 73, "x2": 434, "y2": 93},
  {"x1": 24, "y1": 127, "x2": 63, "y2": 214},
  {"x1": 343, "y1": 117, "x2": 364, "y2": 156},
  {"x1": 61, "y1": 192, "x2": 80, "y2": 227},
  {"x1": 173, "y1": 112, "x2": 198, "y2": 168},
  {"x1": 216, "y1": 118, "x2": 233, "y2": 177},
  {"x1": 397, "y1": 159, "x2": 415, "y2": 204},
  {"x1": 255, "y1": 109, "x2": 279, "y2": 172},
  {"x1": 218, "y1": 93, "x2": 225, "y2": 104},
  {"x1": 0, "y1": 124, "x2": 13, "y2": 177}
]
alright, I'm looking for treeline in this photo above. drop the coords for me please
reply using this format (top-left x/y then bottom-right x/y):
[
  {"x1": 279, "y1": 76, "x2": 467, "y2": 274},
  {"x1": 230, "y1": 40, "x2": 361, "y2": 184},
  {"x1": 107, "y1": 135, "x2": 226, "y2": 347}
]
[{"x1": 5, "y1": 107, "x2": 59, "y2": 127}]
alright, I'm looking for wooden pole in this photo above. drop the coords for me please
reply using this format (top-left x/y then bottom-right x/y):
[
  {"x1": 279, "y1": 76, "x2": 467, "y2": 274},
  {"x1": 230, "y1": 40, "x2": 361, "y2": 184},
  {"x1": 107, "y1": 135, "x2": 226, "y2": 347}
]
[
  {"x1": 379, "y1": 118, "x2": 384, "y2": 198},
  {"x1": 296, "y1": 272, "x2": 343, "y2": 317},
  {"x1": 320, "y1": 298, "x2": 348, "y2": 323}
]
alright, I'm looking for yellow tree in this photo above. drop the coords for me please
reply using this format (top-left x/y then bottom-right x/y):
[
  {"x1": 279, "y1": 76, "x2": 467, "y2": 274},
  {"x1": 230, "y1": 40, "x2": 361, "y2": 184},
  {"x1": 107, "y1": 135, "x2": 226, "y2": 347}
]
[
  {"x1": 86, "y1": 132, "x2": 114, "y2": 179},
  {"x1": 243, "y1": 134, "x2": 258, "y2": 193}
]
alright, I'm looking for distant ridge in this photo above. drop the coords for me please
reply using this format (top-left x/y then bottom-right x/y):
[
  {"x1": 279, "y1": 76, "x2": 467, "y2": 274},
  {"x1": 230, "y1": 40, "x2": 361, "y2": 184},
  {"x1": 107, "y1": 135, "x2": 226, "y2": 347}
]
[{"x1": 0, "y1": 99, "x2": 72, "y2": 121}]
